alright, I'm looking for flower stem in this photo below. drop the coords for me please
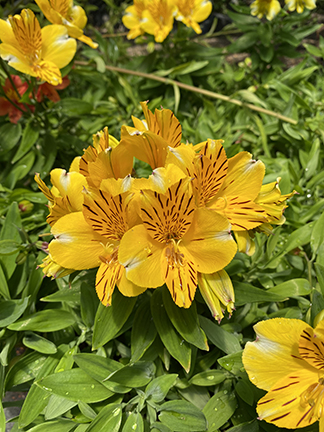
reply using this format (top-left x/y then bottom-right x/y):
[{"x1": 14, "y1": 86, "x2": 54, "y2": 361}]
[{"x1": 75, "y1": 61, "x2": 297, "y2": 125}]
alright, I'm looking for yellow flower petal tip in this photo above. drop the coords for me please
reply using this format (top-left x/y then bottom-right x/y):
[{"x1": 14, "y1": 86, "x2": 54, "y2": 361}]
[
  {"x1": 0, "y1": 9, "x2": 76, "y2": 84},
  {"x1": 250, "y1": 0, "x2": 281, "y2": 20},
  {"x1": 243, "y1": 318, "x2": 324, "y2": 429}
]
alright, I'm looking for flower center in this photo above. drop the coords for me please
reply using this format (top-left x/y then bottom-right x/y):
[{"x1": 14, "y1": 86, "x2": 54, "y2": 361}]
[
  {"x1": 300, "y1": 377, "x2": 324, "y2": 419},
  {"x1": 165, "y1": 239, "x2": 185, "y2": 269}
]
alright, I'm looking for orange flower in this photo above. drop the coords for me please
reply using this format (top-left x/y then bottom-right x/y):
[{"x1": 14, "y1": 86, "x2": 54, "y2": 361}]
[
  {"x1": 36, "y1": 76, "x2": 70, "y2": 102},
  {"x1": 0, "y1": 75, "x2": 33, "y2": 123}
]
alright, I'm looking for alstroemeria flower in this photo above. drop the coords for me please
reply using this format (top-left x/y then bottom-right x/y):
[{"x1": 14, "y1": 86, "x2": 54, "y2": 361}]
[
  {"x1": 122, "y1": 0, "x2": 147, "y2": 40},
  {"x1": 140, "y1": 0, "x2": 177, "y2": 42},
  {"x1": 36, "y1": 75, "x2": 70, "y2": 102},
  {"x1": 175, "y1": 0, "x2": 212, "y2": 34},
  {"x1": 250, "y1": 0, "x2": 281, "y2": 20},
  {"x1": 48, "y1": 187, "x2": 145, "y2": 305},
  {"x1": 119, "y1": 178, "x2": 237, "y2": 308},
  {"x1": 235, "y1": 178, "x2": 296, "y2": 255},
  {"x1": 0, "y1": 75, "x2": 33, "y2": 123},
  {"x1": 120, "y1": 101, "x2": 182, "y2": 169},
  {"x1": 35, "y1": 0, "x2": 98, "y2": 48},
  {"x1": 285, "y1": 0, "x2": 316, "y2": 13},
  {"x1": 0, "y1": 9, "x2": 76, "y2": 85},
  {"x1": 243, "y1": 318, "x2": 324, "y2": 430}
]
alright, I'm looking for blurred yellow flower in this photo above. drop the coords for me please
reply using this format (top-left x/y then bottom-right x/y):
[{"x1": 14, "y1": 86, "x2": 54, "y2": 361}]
[
  {"x1": 175, "y1": 0, "x2": 212, "y2": 34},
  {"x1": 243, "y1": 318, "x2": 324, "y2": 430},
  {"x1": 250, "y1": 0, "x2": 281, "y2": 20},
  {"x1": 122, "y1": 0, "x2": 147, "y2": 39},
  {"x1": 285, "y1": 0, "x2": 316, "y2": 13},
  {"x1": 0, "y1": 9, "x2": 76, "y2": 85},
  {"x1": 35, "y1": 0, "x2": 98, "y2": 48},
  {"x1": 141, "y1": 0, "x2": 176, "y2": 42}
]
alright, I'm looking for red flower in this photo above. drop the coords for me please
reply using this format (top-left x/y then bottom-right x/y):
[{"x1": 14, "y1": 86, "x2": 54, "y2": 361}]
[
  {"x1": 36, "y1": 76, "x2": 70, "y2": 103},
  {"x1": 0, "y1": 76, "x2": 32, "y2": 124}
]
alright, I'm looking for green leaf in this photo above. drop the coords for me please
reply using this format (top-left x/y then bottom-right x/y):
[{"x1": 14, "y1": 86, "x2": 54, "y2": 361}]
[
  {"x1": 234, "y1": 282, "x2": 289, "y2": 306},
  {"x1": 131, "y1": 299, "x2": 157, "y2": 362},
  {"x1": 162, "y1": 288, "x2": 208, "y2": 351},
  {"x1": 227, "y1": 420, "x2": 259, "y2": 432},
  {"x1": 0, "y1": 239, "x2": 20, "y2": 255},
  {"x1": 8, "y1": 309, "x2": 75, "y2": 332},
  {"x1": 189, "y1": 370, "x2": 226, "y2": 386},
  {"x1": 304, "y1": 43, "x2": 322, "y2": 57},
  {"x1": 37, "y1": 368, "x2": 113, "y2": 403},
  {"x1": 12, "y1": 120, "x2": 39, "y2": 163},
  {"x1": 151, "y1": 288, "x2": 191, "y2": 372},
  {"x1": 202, "y1": 391, "x2": 237, "y2": 431},
  {"x1": 159, "y1": 400, "x2": 207, "y2": 432},
  {"x1": 0, "y1": 123, "x2": 21, "y2": 158},
  {"x1": 0, "y1": 202, "x2": 22, "y2": 280},
  {"x1": 25, "y1": 419, "x2": 76, "y2": 432},
  {"x1": 59, "y1": 98, "x2": 93, "y2": 115},
  {"x1": 92, "y1": 290, "x2": 137, "y2": 349},
  {"x1": 151, "y1": 423, "x2": 172, "y2": 432},
  {"x1": 0, "y1": 266, "x2": 10, "y2": 300},
  {"x1": 84, "y1": 403, "x2": 122, "y2": 432},
  {"x1": 199, "y1": 316, "x2": 241, "y2": 354},
  {"x1": 145, "y1": 374, "x2": 178, "y2": 403},
  {"x1": 107, "y1": 361, "x2": 155, "y2": 388},
  {"x1": 45, "y1": 395, "x2": 77, "y2": 420},
  {"x1": 235, "y1": 380, "x2": 254, "y2": 406},
  {"x1": 311, "y1": 211, "x2": 324, "y2": 256},
  {"x1": 0, "y1": 296, "x2": 29, "y2": 327},
  {"x1": 41, "y1": 286, "x2": 80, "y2": 303},
  {"x1": 227, "y1": 33, "x2": 258, "y2": 53},
  {"x1": 315, "y1": 263, "x2": 324, "y2": 295},
  {"x1": 0, "y1": 401, "x2": 5, "y2": 432},
  {"x1": 254, "y1": 116, "x2": 270, "y2": 158},
  {"x1": 218, "y1": 351, "x2": 244, "y2": 375},
  {"x1": 122, "y1": 412, "x2": 144, "y2": 432},
  {"x1": 23, "y1": 332, "x2": 57, "y2": 354},
  {"x1": 78, "y1": 401, "x2": 97, "y2": 420},
  {"x1": 267, "y1": 279, "x2": 311, "y2": 297},
  {"x1": 5, "y1": 351, "x2": 47, "y2": 390}
]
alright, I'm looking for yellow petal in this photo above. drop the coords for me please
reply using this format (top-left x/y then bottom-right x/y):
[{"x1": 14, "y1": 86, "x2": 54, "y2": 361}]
[
  {"x1": 0, "y1": 43, "x2": 34, "y2": 76},
  {"x1": 298, "y1": 326, "x2": 324, "y2": 370},
  {"x1": 69, "y1": 156, "x2": 81, "y2": 173},
  {"x1": 77, "y1": 34, "x2": 98, "y2": 49},
  {"x1": 40, "y1": 253, "x2": 74, "y2": 279},
  {"x1": 242, "y1": 318, "x2": 314, "y2": 391},
  {"x1": 34, "y1": 173, "x2": 54, "y2": 203},
  {"x1": 9, "y1": 9, "x2": 42, "y2": 56},
  {"x1": 192, "y1": 0, "x2": 212, "y2": 22},
  {"x1": 198, "y1": 272, "x2": 224, "y2": 322},
  {"x1": 200, "y1": 269, "x2": 235, "y2": 316},
  {"x1": 50, "y1": 168, "x2": 87, "y2": 211},
  {"x1": 0, "y1": 19, "x2": 19, "y2": 48},
  {"x1": 95, "y1": 261, "x2": 122, "y2": 306},
  {"x1": 183, "y1": 207, "x2": 237, "y2": 274},
  {"x1": 118, "y1": 271, "x2": 147, "y2": 297},
  {"x1": 132, "y1": 164, "x2": 187, "y2": 194},
  {"x1": 234, "y1": 230, "x2": 255, "y2": 256},
  {"x1": 118, "y1": 224, "x2": 165, "y2": 288},
  {"x1": 257, "y1": 369, "x2": 320, "y2": 429},
  {"x1": 41, "y1": 24, "x2": 77, "y2": 69},
  {"x1": 70, "y1": 5, "x2": 87, "y2": 30},
  {"x1": 50, "y1": 212, "x2": 105, "y2": 269}
]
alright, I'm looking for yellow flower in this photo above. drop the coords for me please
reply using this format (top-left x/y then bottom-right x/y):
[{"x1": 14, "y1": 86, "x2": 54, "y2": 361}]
[
  {"x1": 250, "y1": 0, "x2": 281, "y2": 20},
  {"x1": 79, "y1": 127, "x2": 133, "y2": 189},
  {"x1": 285, "y1": 0, "x2": 316, "y2": 13},
  {"x1": 198, "y1": 270, "x2": 235, "y2": 322},
  {"x1": 34, "y1": 0, "x2": 98, "y2": 48},
  {"x1": 235, "y1": 178, "x2": 296, "y2": 255},
  {"x1": 48, "y1": 187, "x2": 145, "y2": 306},
  {"x1": 141, "y1": 0, "x2": 176, "y2": 42},
  {"x1": 122, "y1": 0, "x2": 147, "y2": 40},
  {"x1": 39, "y1": 253, "x2": 74, "y2": 279},
  {"x1": 0, "y1": 9, "x2": 76, "y2": 85},
  {"x1": 120, "y1": 101, "x2": 182, "y2": 169},
  {"x1": 118, "y1": 178, "x2": 237, "y2": 308},
  {"x1": 243, "y1": 318, "x2": 324, "y2": 430},
  {"x1": 175, "y1": 0, "x2": 212, "y2": 34}
]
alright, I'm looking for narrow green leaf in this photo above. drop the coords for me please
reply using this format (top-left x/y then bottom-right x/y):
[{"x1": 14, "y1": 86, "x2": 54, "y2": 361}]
[
  {"x1": 151, "y1": 288, "x2": 191, "y2": 372},
  {"x1": 0, "y1": 401, "x2": 5, "y2": 432},
  {"x1": 311, "y1": 211, "x2": 324, "y2": 256},
  {"x1": 85, "y1": 403, "x2": 122, "y2": 432},
  {"x1": 162, "y1": 288, "x2": 208, "y2": 351},
  {"x1": 92, "y1": 290, "x2": 137, "y2": 349},
  {"x1": 41, "y1": 286, "x2": 80, "y2": 303},
  {"x1": 59, "y1": 98, "x2": 93, "y2": 115},
  {"x1": 106, "y1": 361, "x2": 155, "y2": 388},
  {"x1": 122, "y1": 412, "x2": 144, "y2": 432},
  {"x1": 0, "y1": 240, "x2": 20, "y2": 255},
  {"x1": 199, "y1": 316, "x2": 241, "y2": 354},
  {"x1": 203, "y1": 391, "x2": 237, "y2": 431},
  {"x1": 0, "y1": 123, "x2": 21, "y2": 158},
  {"x1": 218, "y1": 351, "x2": 244, "y2": 375},
  {"x1": 145, "y1": 374, "x2": 178, "y2": 403},
  {"x1": 12, "y1": 121, "x2": 39, "y2": 163},
  {"x1": 0, "y1": 202, "x2": 22, "y2": 279},
  {"x1": 227, "y1": 420, "x2": 259, "y2": 432},
  {"x1": 189, "y1": 370, "x2": 226, "y2": 386},
  {"x1": 315, "y1": 263, "x2": 324, "y2": 296},
  {"x1": 131, "y1": 299, "x2": 157, "y2": 362},
  {"x1": 26, "y1": 419, "x2": 76, "y2": 432},
  {"x1": 37, "y1": 368, "x2": 113, "y2": 402},
  {"x1": 254, "y1": 116, "x2": 270, "y2": 157},
  {"x1": 267, "y1": 279, "x2": 311, "y2": 297},
  {"x1": 0, "y1": 334, "x2": 17, "y2": 366},
  {"x1": 159, "y1": 400, "x2": 207, "y2": 432},
  {"x1": 8, "y1": 309, "x2": 75, "y2": 332},
  {"x1": 234, "y1": 282, "x2": 287, "y2": 306},
  {"x1": 235, "y1": 380, "x2": 254, "y2": 406},
  {"x1": 0, "y1": 266, "x2": 10, "y2": 300},
  {"x1": 0, "y1": 296, "x2": 29, "y2": 327},
  {"x1": 5, "y1": 351, "x2": 47, "y2": 391},
  {"x1": 45, "y1": 395, "x2": 77, "y2": 420},
  {"x1": 23, "y1": 332, "x2": 57, "y2": 354}
]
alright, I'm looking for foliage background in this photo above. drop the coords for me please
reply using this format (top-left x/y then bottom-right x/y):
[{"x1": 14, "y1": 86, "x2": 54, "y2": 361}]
[{"x1": 0, "y1": 0, "x2": 323, "y2": 431}]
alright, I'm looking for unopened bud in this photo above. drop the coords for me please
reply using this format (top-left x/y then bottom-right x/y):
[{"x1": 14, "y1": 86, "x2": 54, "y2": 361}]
[{"x1": 18, "y1": 200, "x2": 34, "y2": 213}]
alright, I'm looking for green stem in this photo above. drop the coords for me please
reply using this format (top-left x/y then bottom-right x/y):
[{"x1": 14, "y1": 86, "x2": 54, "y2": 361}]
[{"x1": 75, "y1": 61, "x2": 298, "y2": 125}]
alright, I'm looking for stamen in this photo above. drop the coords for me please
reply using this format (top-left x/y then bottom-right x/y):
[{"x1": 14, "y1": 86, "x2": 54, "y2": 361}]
[{"x1": 300, "y1": 377, "x2": 324, "y2": 419}]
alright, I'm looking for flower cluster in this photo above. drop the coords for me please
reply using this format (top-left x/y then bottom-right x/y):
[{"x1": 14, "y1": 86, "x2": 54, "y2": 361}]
[
  {"x1": 36, "y1": 102, "x2": 294, "y2": 321},
  {"x1": 122, "y1": 0, "x2": 212, "y2": 42},
  {"x1": 250, "y1": 0, "x2": 316, "y2": 21},
  {"x1": 243, "y1": 318, "x2": 324, "y2": 430},
  {"x1": 0, "y1": 2, "x2": 96, "y2": 86}
]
